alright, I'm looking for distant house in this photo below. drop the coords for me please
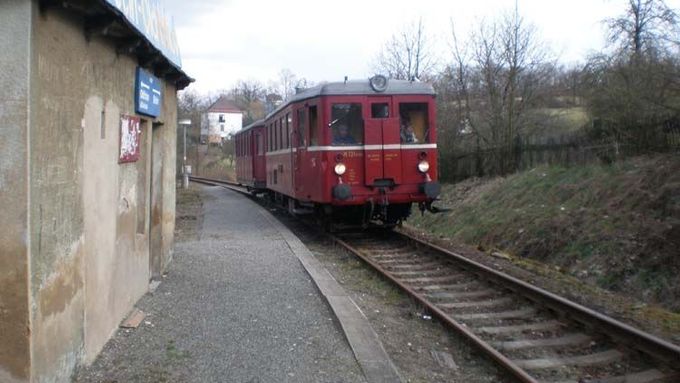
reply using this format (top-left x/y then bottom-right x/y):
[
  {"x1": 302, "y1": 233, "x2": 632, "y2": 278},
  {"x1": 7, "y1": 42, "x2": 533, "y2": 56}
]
[{"x1": 202, "y1": 97, "x2": 243, "y2": 144}]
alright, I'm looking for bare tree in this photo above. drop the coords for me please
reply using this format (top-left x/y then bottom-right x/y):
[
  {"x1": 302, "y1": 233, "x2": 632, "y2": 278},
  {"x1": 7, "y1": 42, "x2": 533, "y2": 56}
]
[
  {"x1": 606, "y1": 0, "x2": 678, "y2": 57},
  {"x1": 581, "y1": 0, "x2": 680, "y2": 154},
  {"x1": 445, "y1": 11, "x2": 555, "y2": 175},
  {"x1": 230, "y1": 79, "x2": 266, "y2": 125},
  {"x1": 277, "y1": 68, "x2": 298, "y2": 101},
  {"x1": 374, "y1": 18, "x2": 437, "y2": 80}
]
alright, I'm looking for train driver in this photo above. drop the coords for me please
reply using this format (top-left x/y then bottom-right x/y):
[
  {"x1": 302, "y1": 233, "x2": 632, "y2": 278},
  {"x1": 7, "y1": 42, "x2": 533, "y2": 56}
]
[
  {"x1": 400, "y1": 118, "x2": 418, "y2": 143},
  {"x1": 333, "y1": 124, "x2": 357, "y2": 145}
]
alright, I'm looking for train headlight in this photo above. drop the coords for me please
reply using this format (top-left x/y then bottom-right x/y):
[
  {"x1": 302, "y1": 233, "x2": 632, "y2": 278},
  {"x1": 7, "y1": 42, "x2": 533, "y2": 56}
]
[
  {"x1": 334, "y1": 163, "x2": 347, "y2": 175},
  {"x1": 369, "y1": 75, "x2": 388, "y2": 92},
  {"x1": 417, "y1": 160, "x2": 430, "y2": 173}
]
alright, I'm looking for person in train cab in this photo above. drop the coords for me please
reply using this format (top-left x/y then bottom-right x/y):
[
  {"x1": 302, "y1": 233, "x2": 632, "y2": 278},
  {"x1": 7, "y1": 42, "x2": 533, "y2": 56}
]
[
  {"x1": 333, "y1": 124, "x2": 357, "y2": 145},
  {"x1": 400, "y1": 119, "x2": 418, "y2": 143}
]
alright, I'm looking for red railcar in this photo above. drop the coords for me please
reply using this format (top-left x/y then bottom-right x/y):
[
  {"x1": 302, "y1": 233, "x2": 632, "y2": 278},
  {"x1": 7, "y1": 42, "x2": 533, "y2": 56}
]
[
  {"x1": 234, "y1": 120, "x2": 266, "y2": 189},
  {"x1": 239, "y1": 76, "x2": 440, "y2": 226}
]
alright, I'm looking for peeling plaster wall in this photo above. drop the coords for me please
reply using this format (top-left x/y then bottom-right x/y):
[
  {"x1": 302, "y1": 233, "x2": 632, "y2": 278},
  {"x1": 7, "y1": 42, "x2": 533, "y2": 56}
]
[
  {"x1": 25, "y1": 4, "x2": 180, "y2": 382},
  {"x1": 0, "y1": 1, "x2": 32, "y2": 382},
  {"x1": 159, "y1": 81, "x2": 178, "y2": 273}
]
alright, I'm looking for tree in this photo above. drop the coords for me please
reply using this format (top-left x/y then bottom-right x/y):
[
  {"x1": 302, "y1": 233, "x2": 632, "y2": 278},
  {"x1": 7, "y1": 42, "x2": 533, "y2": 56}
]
[
  {"x1": 230, "y1": 79, "x2": 266, "y2": 125},
  {"x1": 277, "y1": 68, "x2": 297, "y2": 101},
  {"x1": 606, "y1": 0, "x2": 678, "y2": 57},
  {"x1": 445, "y1": 11, "x2": 555, "y2": 175},
  {"x1": 374, "y1": 18, "x2": 437, "y2": 80},
  {"x1": 177, "y1": 90, "x2": 215, "y2": 175},
  {"x1": 581, "y1": 0, "x2": 680, "y2": 154}
]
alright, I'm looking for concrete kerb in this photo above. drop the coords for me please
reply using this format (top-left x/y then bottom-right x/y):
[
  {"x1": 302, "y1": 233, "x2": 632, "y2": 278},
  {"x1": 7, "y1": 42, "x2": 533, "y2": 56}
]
[{"x1": 256, "y1": 209, "x2": 404, "y2": 383}]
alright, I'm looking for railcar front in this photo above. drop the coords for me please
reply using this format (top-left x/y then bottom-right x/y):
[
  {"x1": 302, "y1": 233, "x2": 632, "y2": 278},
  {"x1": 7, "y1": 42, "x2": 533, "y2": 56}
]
[{"x1": 286, "y1": 77, "x2": 441, "y2": 227}]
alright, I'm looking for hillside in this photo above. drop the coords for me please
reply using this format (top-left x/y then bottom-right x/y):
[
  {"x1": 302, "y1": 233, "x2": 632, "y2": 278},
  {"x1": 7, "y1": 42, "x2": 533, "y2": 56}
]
[{"x1": 409, "y1": 154, "x2": 680, "y2": 314}]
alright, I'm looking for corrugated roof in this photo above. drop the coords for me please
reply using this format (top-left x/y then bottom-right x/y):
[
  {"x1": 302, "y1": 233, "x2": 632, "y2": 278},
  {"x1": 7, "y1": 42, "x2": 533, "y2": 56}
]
[
  {"x1": 43, "y1": 0, "x2": 193, "y2": 90},
  {"x1": 207, "y1": 97, "x2": 242, "y2": 113}
]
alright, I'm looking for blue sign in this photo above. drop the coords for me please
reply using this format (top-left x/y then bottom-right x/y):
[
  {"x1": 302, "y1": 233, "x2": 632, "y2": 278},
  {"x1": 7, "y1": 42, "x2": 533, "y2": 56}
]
[
  {"x1": 105, "y1": 0, "x2": 182, "y2": 67},
  {"x1": 135, "y1": 67, "x2": 162, "y2": 117}
]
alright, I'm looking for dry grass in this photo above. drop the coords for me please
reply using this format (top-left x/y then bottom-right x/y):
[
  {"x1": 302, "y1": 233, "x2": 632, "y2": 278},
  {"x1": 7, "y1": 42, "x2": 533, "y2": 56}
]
[{"x1": 410, "y1": 154, "x2": 680, "y2": 314}]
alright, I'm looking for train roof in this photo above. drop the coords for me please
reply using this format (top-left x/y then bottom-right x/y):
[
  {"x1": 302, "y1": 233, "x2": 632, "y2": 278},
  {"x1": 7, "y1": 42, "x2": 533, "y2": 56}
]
[
  {"x1": 237, "y1": 79, "x2": 435, "y2": 134},
  {"x1": 266, "y1": 79, "x2": 435, "y2": 119},
  {"x1": 237, "y1": 119, "x2": 265, "y2": 134}
]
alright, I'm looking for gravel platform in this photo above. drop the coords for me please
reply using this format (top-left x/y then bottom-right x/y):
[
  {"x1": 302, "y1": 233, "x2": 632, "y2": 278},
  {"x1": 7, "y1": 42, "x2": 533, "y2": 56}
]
[{"x1": 74, "y1": 185, "x2": 367, "y2": 383}]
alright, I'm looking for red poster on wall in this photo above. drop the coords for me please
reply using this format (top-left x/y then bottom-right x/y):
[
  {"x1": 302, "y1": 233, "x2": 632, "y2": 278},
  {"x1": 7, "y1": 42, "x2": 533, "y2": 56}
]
[{"x1": 119, "y1": 115, "x2": 142, "y2": 163}]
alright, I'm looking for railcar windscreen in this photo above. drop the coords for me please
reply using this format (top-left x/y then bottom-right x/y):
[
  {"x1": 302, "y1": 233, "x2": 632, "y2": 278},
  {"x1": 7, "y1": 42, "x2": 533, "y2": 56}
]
[
  {"x1": 330, "y1": 103, "x2": 363, "y2": 145},
  {"x1": 399, "y1": 103, "x2": 429, "y2": 144}
]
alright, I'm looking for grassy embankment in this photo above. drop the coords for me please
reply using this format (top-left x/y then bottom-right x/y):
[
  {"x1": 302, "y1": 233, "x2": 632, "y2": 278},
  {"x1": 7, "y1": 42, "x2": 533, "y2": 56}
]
[{"x1": 409, "y1": 154, "x2": 680, "y2": 315}]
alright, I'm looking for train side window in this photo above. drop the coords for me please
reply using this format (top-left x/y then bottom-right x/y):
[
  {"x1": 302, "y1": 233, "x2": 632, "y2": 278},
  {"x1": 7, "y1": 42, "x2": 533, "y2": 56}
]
[
  {"x1": 297, "y1": 108, "x2": 306, "y2": 147},
  {"x1": 330, "y1": 103, "x2": 363, "y2": 145},
  {"x1": 286, "y1": 113, "x2": 291, "y2": 148},
  {"x1": 257, "y1": 134, "x2": 263, "y2": 155},
  {"x1": 398, "y1": 103, "x2": 429, "y2": 144},
  {"x1": 309, "y1": 106, "x2": 318, "y2": 146},
  {"x1": 270, "y1": 124, "x2": 274, "y2": 152},
  {"x1": 371, "y1": 103, "x2": 389, "y2": 118},
  {"x1": 285, "y1": 120, "x2": 289, "y2": 148},
  {"x1": 279, "y1": 117, "x2": 285, "y2": 149},
  {"x1": 277, "y1": 118, "x2": 281, "y2": 149}
]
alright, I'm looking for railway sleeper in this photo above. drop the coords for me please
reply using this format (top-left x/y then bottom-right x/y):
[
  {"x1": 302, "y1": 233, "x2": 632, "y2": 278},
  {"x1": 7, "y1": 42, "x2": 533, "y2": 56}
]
[
  {"x1": 493, "y1": 333, "x2": 593, "y2": 351},
  {"x1": 438, "y1": 296, "x2": 515, "y2": 310},
  {"x1": 381, "y1": 261, "x2": 446, "y2": 271},
  {"x1": 413, "y1": 280, "x2": 482, "y2": 292},
  {"x1": 399, "y1": 274, "x2": 468, "y2": 285},
  {"x1": 476, "y1": 319, "x2": 565, "y2": 335},
  {"x1": 512, "y1": 349, "x2": 623, "y2": 370},
  {"x1": 549, "y1": 369, "x2": 680, "y2": 383},
  {"x1": 425, "y1": 288, "x2": 497, "y2": 301},
  {"x1": 388, "y1": 269, "x2": 453, "y2": 278}
]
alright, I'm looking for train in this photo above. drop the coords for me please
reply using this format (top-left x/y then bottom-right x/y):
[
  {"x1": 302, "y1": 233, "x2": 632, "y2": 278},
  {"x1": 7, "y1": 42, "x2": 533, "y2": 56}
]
[{"x1": 234, "y1": 75, "x2": 441, "y2": 228}]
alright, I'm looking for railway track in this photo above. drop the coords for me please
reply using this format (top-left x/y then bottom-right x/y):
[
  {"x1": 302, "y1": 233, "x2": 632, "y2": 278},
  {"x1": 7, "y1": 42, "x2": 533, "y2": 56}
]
[
  {"x1": 331, "y1": 230, "x2": 680, "y2": 383},
  {"x1": 189, "y1": 176, "x2": 680, "y2": 383},
  {"x1": 188, "y1": 176, "x2": 248, "y2": 192}
]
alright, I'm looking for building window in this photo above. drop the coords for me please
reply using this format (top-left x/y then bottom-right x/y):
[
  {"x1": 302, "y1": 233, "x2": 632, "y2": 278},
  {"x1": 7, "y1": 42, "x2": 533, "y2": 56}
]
[
  {"x1": 220, "y1": 124, "x2": 225, "y2": 132},
  {"x1": 218, "y1": 114, "x2": 225, "y2": 123}
]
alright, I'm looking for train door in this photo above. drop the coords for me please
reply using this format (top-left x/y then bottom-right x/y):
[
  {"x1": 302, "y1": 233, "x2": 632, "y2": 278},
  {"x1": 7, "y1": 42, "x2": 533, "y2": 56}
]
[
  {"x1": 364, "y1": 97, "x2": 402, "y2": 186},
  {"x1": 293, "y1": 109, "x2": 306, "y2": 197}
]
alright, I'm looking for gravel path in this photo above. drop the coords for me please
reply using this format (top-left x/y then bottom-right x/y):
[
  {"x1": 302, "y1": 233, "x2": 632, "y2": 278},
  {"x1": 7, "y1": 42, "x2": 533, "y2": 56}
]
[{"x1": 74, "y1": 185, "x2": 366, "y2": 383}]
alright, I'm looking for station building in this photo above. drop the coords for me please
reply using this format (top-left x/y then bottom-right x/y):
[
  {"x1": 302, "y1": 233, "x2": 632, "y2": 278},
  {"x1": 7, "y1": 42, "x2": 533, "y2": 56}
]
[{"x1": 0, "y1": 0, "x2": 192, "y2": 381}]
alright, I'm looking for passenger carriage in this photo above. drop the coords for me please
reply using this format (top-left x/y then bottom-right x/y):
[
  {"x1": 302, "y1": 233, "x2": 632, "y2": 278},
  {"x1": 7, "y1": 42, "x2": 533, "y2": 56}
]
[{"x1": 234, "y1": 120, "x2": 266, "y2": 190}]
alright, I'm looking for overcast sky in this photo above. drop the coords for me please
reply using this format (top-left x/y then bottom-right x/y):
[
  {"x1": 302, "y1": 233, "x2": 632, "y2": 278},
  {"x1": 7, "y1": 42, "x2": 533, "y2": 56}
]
[{"x1": 163, "y1": 0, "x2": 680, "y2": 93}]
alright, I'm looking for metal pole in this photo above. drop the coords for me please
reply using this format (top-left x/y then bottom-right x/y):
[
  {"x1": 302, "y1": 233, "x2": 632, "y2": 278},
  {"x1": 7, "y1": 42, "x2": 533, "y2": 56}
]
[{"x1": 182, "y1": 123, "x2": 189, "y2": 189}]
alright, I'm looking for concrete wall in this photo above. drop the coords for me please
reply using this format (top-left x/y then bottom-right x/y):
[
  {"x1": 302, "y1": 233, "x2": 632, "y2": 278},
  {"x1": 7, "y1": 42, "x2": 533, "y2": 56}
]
[
  {"x1": 0, "y1": 1, "x2": 32, "y2": 382},
  {"x1": 0, "y1": 3, "x2": 180, "y2": 382}
]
